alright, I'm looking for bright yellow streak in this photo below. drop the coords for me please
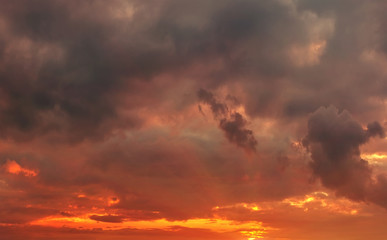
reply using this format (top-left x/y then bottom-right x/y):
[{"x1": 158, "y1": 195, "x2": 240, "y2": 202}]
[
  {"x1": 30, "y1": 215, "x2": 269, "y2": 237},
  {"x1": 361, "y1": 153, "x2": 387, "y2": 160},
  {"x1": 284, "y1": 196, "x2": 315, "y2": 208},
  {"x1": 361, "y1": 153, "x2": 387, "y2": 166},
  {"x1": 212, "y1": 202, "x2": 260, "y2": 212},
  {"x1": 31, "y1": 214, "x2": 271, "y2": 240},
  {"x1": 283, "y1": 192, "x2": 360, "y2": 215},
  {"x1": 240, "y1": 230, "x2": 266, "y2": 239}
]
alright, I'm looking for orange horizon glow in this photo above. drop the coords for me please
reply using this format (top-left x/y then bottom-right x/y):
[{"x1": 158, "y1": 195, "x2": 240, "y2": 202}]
[
  {"x1": 22, "y1": 190, "x2": 375, "y2": 240},
  {"x1": 30, "y1": 215, "x2": 270, "y2": 239}
]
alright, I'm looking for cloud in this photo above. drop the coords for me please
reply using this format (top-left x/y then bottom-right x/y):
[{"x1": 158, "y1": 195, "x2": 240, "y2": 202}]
[
  {"x1": 197, "y1": 89, "x2": 228, "y2": 117},
  {"x1": 0, "y1": 206, "x2": 57, "y2": 224},
  {"x1": 0, "y1": 0, "x2": 337, "y2": 142},
  {"x1": 303, "y1": 106, "x2": 387, "y2": 207},
  {"x1": 89, "y1": 214, "x2": 125, "y2": 223},
  {"x1": 3, "y1": 159, "x2": 37, "y2": 177},
  {"x1": 366, "y1": 121, "x2": 385, "y2": 139},
  {"x1": 198, "y1": 88, "x2": 257, "y2": 152},
  {"x1": 219, "y1": 113, "x2": 257, "y2": 152},
  {"x1": 0, "y1": 0, "x2": 384, "y2": 143},
  {"x1": 0, "y1": 0, "x2": 387, "y2": 238}
]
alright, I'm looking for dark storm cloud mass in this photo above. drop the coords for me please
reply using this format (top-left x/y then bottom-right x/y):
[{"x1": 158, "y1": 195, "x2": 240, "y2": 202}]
[
  {"x1": 0, "y1": 0, "x2": 338, "y2": 141},
  {"x1": 0, "y1": 0, "x2": 387, "y2": 235},
  {"x1": 0, "y1": 0, "x2": 385, "y2": 141},
  {"x1": 0, "y1": 1, "x2": 127, "y2": 141},
  {"x1": 198, "y1": 89, "x2": 257, "y2": 152},
  {"x1": 303, "y1": 106, "x2": 387, "y2": 208}
]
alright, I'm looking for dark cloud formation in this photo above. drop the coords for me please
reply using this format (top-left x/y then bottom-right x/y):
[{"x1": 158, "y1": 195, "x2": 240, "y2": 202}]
[
  {"x1": 366, "y1": 121, "x2": 386, "y2": 139},
  {"x1": 303, "y1": 106, "x2": 387, "y2": 207},
  {"x1": 219, "y1": 113, "x2": 257, "y2": 152},
  {"x1": 0, "y1": 1, "x2": 133, "y2": 141},
  {"x1": 0, "y1": 0, "x2": 385, "y2": 141},
  {"x1": 197, "y1": 89, "x2": 228, "y2": 117},
  {"x1": 198, "y1": 89, "x2": 257, "y2": 152},
  {"x1": 0, "y1": 0, "x2": 345, "y2": 141},
  {"x1": 0, "y1": 0, "x2": 386, "y2": 238},
  {"x1": 89, "y1": 214, "x2": 125, "y2": 223}
]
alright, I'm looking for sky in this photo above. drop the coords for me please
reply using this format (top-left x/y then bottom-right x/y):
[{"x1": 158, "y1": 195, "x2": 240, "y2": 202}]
[{"x1": 0, "y1": 0, "x2": 387, "y2": 239}]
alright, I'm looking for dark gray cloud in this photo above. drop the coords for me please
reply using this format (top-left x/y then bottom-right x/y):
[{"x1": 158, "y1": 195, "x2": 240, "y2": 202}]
[
  {"x1": 303, "y1": 106, "x2": 387, "y2": 207},
  {"x1": 198, "y1": 89, "x2": 257, "y2": 152},
  {"x1": 0, "y1": 0, "x2": 385, "y2": 143},
  {"x1": 197, "y1": 89, "x2": 228, "y2": 117},
  {"x1": 366, "y1": 121, "x2": 385, "y2": 139},
  {"x1": 89, "y1": 214, "x2": 125, "y2": 223},
  {"x1": 219, "y1": 113, "x2": 257, "y2": 152},
  {"x1": 0, "y1": 0, "x2": 337, "y2": 142}
]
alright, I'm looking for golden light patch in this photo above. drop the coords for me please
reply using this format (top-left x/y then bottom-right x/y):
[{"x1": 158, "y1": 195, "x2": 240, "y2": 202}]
[
  {"x1": 240, "y1": 230, "x2": 266, "y2": 240},
  {"x1": 212, "y1": 202, "x2": 261, "y2": 212},
  {"x1": 362, "y1": 153, "x2": 387, "y2": 160},
  {"x1": 30, "y1": 215, "x2": 271, "y2": 239},
  {"x1": 108, "y1": 197, "x2": 120, "y2": 206},
  {"x1": 361, "y1": 153, "x2": 387, "y2": 165},
  {"x1": 240, "y1": 230, "x2": 266, "y2": 239},
  {"x1": 282, "y1": 191, "x2": 361, "y2": 215}
]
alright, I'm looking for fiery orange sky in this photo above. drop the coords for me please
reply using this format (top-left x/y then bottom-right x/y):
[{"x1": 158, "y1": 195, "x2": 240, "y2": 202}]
[{"x1": 0, "y1": 1, "x2": 387, "y2": 239}]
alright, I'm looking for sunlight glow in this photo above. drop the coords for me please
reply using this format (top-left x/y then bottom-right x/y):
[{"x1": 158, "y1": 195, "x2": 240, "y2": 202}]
[
  {"x1": 212, "y1": 202, "x2": 261, "y2": 212},
  {"x1": 362, "y1": 153, "x2": 387, "y2": 160},
  {"x1": 282, "y1": 192, "x2": 360, "y2": 215},
  {"x1": 361, "y1": 153, "x2": 387, "y2": 165},
  {"x1": 30, "y1": 215, "x2": 270, "y2": 239}
]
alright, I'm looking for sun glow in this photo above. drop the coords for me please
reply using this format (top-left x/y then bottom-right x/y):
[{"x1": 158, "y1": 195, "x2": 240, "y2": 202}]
[
  {"x1": 361, "y1": 153, "x2": 387, "y2": 165},
  {"x1": 362, "y1": 153, "x2": 387, "y2": 160},
  {"x1": 30, "y1": 214, "x2": 270, "y2": 239},
  {"x1": 212, "y1": 202, "x2": 261, "y2": 212},
  {"x1": 240, "y1": 230, "x2": 266, "y2": 239}
]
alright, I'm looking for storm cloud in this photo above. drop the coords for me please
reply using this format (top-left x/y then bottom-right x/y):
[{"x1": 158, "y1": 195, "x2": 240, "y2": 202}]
[
  {"x1": 0, "y1": 0, "x2": 387, "y2": 239},
  {"x1": 303, "y1": 106, "x2": 387, "y2": 207},
  {"x1": 198, "y1": 88, "x2": 257, "y2": 152}
]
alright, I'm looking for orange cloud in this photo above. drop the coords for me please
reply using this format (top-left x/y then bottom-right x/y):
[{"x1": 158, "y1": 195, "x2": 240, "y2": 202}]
[{"x1": 3, "y1": 160, "x2": 37, "y2": 177}]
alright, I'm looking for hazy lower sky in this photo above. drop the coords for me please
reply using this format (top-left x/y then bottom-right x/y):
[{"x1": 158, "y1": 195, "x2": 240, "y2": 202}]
[{"x1": 0, "y1": 1, "x2": 387, "y2": 239}]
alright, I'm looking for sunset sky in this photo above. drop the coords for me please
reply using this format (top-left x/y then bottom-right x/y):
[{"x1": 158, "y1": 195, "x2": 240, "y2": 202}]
[{"x1": 1, "y1": 1, "x2": 387, "y2": 239}]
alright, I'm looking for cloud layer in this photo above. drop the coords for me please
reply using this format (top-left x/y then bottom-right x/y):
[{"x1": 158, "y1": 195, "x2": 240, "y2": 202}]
[{"x1": 0, "y1": 0, "x2": 387, "y2": 239}]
